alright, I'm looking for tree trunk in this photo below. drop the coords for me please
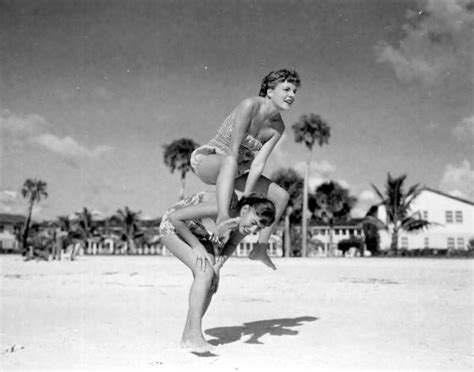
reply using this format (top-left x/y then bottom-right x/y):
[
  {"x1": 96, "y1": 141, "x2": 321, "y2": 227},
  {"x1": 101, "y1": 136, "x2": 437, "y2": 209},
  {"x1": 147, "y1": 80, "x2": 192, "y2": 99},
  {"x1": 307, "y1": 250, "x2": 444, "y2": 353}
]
[
  {"x1": 127, "y1": 236, "x2": 137, "y2": 254},
  {"x1": 284, "y1": 207, "x2": 292, "y2": 257},
  {"x1": 179, "y1": 170, "x2": 186, "y2": 200},
  {"x1": 390, "y1": 229, "x2": 399, "y2": 254},
  {"x1": 22, "y1": 201, "x2": 34, "y2": 252},
  {"x1": 328, "y1": 226, "x2": 334, "y2": 257},
  {"x1": 301, "y1": 148, "x2": 313, "y2": 257}
]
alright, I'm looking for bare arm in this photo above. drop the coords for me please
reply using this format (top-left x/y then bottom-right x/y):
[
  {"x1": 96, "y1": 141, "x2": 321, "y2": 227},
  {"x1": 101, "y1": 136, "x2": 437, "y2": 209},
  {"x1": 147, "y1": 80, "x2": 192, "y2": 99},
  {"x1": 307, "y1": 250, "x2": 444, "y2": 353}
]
[
  {"x1": 217, "y1": 98, "x2": 257, "y2": 219},
  {"x1": 244, "y1": 119, "x2": 284, "y2": 195},
  {"x1": 169, "y1": 201, "x2": 217, "y2": 249}
]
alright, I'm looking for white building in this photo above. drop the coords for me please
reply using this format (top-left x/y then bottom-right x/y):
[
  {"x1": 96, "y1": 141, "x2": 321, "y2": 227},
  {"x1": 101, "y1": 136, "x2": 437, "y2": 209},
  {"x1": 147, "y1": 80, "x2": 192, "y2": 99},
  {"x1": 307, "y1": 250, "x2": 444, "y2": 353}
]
[
  {"x1": 376, "y1": 188, "x2": 474, "y2": 250},
  {"x1": 0, "y1": 213, "x2": 25, "y2": 252},
  {"x1": 234, "y1": 231, "x2": 282, "y2": 257},
  {"x1": 308, "y1": 220, "x2": 364, "y2": 254}
]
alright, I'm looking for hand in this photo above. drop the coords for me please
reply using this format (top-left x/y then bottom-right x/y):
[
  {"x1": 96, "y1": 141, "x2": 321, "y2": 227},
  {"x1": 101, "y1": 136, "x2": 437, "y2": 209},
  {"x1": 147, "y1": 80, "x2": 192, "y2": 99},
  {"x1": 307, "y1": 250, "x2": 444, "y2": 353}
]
[{"x1": 193, "y1": 244, "x2": 213, "y2": 272}]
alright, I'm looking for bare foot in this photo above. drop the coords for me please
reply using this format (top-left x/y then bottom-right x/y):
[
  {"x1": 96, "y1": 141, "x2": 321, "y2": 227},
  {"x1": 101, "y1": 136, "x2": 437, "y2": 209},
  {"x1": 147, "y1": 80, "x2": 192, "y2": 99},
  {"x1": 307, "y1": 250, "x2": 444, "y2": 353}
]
[
  {"x1": 180, "y1": 337, "x2": 215, "y2": 353},
  {"x1": 248, "y1": 243, "x2": 277, "y2": 270}
]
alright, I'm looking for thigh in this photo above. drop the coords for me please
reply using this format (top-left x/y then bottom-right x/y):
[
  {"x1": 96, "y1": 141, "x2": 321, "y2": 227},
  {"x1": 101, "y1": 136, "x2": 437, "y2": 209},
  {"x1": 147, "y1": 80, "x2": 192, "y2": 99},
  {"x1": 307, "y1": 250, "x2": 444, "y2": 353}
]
[
  {"x1": 234, "y1": 173, "x2": 273, "y2": 195},
  {"x1": 193, "y1": 154, "x2": 226, "y2": 185}
]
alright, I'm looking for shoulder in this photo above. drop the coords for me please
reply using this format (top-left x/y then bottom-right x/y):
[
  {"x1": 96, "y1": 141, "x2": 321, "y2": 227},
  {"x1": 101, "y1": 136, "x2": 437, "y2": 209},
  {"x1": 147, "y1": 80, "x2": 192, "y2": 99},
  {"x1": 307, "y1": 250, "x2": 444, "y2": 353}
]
[{"x1": 234, "y1": 97, "x2": 263, "y2": 115}]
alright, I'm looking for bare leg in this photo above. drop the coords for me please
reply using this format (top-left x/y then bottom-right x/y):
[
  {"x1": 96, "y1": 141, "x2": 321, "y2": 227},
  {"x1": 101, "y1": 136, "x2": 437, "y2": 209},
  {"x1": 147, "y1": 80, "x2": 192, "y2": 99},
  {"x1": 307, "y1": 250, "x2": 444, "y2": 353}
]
[
  {"x1": 192, "y1": 154, "x2": 238, "y2": 243},
  {"x1": 161, "y1": 236, "x2": 216, "y2": 352},
  {"x1": 180, "y1": 270, "x2": 215, "y2": 352},
  {"x1": 235, "y1": 175, "x2": 289, "y2": 270}
]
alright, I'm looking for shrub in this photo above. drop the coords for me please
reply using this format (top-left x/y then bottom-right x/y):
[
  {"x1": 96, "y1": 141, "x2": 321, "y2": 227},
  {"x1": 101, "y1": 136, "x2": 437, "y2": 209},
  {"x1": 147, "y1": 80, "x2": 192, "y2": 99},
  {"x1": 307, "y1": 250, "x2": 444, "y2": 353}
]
[{"x1": 337, "y1": 236, "x2": 364, "y2": 256}]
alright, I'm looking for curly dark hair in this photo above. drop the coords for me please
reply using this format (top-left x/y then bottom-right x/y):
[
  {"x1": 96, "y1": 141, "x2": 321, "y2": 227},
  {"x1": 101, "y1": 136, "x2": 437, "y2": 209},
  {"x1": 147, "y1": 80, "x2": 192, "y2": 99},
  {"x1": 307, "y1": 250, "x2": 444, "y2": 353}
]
[
  {"x1": 258, "y1": 68, "x2": 301, "y2": 97},
  {"x1": 235, "y1": 193, "x2": 276, "y2": 227}
]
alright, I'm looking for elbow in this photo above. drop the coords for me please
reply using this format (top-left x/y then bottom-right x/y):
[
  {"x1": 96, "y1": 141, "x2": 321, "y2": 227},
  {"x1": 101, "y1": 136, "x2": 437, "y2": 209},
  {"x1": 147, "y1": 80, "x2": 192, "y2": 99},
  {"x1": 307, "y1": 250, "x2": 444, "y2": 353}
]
[{"x1": 169, "y1": 214, "x2": 179, "y2": 228}]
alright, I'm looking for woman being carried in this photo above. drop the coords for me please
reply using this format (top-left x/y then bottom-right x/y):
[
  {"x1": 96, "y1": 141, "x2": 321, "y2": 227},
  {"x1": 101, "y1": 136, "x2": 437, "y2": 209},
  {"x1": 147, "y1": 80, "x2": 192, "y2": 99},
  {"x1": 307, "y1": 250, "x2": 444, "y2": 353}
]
[
  {"x1": 159, "y1": 191, "x2": 276, "y2": 353},
  {"x1": 191, "y1": 68, "x2": 300, "y2": 270}
]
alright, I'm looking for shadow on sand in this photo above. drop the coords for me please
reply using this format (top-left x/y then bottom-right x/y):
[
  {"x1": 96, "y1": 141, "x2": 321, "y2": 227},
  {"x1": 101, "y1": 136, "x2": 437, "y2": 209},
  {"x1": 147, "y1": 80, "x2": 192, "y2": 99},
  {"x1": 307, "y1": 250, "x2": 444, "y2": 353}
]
[{"x1": 205, "y1": 316, "x2": 318, "y2": 346}]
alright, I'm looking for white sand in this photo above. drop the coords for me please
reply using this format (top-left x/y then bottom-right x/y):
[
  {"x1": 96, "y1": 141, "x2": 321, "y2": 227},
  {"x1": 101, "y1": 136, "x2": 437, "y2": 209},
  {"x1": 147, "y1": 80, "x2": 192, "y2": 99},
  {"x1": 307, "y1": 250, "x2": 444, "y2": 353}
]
[{"x1": 0, "y1": 255, "x2": 472, "y2": 372}]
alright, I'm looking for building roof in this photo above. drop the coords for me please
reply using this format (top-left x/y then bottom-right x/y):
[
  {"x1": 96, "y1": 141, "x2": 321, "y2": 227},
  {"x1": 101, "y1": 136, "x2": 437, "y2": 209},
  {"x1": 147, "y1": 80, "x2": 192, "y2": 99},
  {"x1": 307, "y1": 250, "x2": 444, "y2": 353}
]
[
  {"x1": 0, "y1": 213, "x2": 26, "y2": 224},
  {"x1": 423, "y1": 187, "x2": 474, "y2": 206}
]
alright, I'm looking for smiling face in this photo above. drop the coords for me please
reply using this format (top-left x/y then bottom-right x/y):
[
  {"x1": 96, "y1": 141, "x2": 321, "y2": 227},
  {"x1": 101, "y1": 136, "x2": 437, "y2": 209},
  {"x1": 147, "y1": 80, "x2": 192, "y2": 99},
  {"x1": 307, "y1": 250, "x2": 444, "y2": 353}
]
[
  {"x1": 267, "y1": 80, "x2": 298, "y2": 111},
  {"x1": 238, "y1": 205, "x2": 265, "y2": 235}
]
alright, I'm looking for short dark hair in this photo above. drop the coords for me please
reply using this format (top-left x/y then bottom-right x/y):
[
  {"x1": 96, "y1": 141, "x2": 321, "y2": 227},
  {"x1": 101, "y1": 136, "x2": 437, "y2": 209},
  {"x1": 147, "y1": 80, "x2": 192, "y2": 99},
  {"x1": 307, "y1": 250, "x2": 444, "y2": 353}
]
[
  {"x1": 236, "y1": 193, "x2": 276, "y2": 227},
  {"x1": 258, "y1": 68, "x2": 301, "y2": 97}
]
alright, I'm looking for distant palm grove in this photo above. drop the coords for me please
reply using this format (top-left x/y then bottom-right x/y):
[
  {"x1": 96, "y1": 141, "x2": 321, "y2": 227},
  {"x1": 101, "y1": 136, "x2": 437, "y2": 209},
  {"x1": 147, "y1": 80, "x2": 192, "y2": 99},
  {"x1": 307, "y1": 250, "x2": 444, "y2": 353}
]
[{"x1": 9, "y1": 112, "x2": 472, "y2": 260}]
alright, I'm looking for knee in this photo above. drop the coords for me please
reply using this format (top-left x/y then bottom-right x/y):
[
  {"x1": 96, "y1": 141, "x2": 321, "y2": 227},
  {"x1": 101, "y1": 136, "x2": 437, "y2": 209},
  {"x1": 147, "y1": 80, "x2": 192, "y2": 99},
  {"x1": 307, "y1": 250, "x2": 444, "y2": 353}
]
[{"x1": 194, "y1": 267, "x2": 215, "y2": 285}]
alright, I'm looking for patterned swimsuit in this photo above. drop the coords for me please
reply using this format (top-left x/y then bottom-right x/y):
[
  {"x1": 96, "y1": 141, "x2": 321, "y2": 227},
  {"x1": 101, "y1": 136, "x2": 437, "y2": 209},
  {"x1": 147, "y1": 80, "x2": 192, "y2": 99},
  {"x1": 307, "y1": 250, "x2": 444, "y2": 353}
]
[
  {"x1": 191, "y1": 112, "x2": 263, "y2": 177},
  {"x1": 159, "y1": 191, "x2": 239, "y2": 243}
]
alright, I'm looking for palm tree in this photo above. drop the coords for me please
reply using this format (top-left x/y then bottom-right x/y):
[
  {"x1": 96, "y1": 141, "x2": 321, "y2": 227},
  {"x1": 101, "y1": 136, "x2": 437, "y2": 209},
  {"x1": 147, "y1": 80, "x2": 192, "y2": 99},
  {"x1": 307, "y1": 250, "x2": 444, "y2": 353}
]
[
  {"x1": 310, "y1": 181, "x2": 357, "y2": 256},
  {"x1": 163, "y1": 138, "x2": 200, "y2": 200},
  {"x1": 292, "y1": 113, "x2": 330, "y2": 257},
  {"x1": 74, "y1": 207, "x2": 101, "y2": 254},
  {"x1": 113, "y1": 206, "x2": 143, "y2": 254},
  {"x1": 370, "y1": 173, "x2": 432, "y2": 254},
  {"x1": 271, "y1": 168, "x2": 304, "y2": 257},
  {"x1": 21, "y1": 178, "x2": 48, "y2": 251}
]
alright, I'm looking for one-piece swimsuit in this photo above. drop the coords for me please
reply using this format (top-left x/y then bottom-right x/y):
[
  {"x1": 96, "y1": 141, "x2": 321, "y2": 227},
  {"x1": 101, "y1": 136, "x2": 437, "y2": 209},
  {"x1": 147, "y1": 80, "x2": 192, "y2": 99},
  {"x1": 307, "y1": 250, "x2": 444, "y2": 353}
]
[{"x1": 190, "y1": 112, "x2": 263, "y2": 177}]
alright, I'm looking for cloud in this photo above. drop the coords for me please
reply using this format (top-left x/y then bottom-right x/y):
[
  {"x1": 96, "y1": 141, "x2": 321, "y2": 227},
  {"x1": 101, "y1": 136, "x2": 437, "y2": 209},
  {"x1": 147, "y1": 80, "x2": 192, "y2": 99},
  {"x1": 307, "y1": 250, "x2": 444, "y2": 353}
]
[
  {"x1": 0, "y1": 189, "x2": 22, "y2": 213},
  {"x1": 453, "y1": 115, "x2": 474, "y2": 140},
  {"x1": 1, "y1": 108, "x2": 113, "y2": 164},
  {"x1": 293, "y1": 160, "x2": 337, "y2": 191},
  {"x1": 30, "y1": 133, "x2": 113, "y2": 160},
  {"x1": 293, "y1": 160, "x2": 336, "y2": 177},
  {"x1": 375, "y1": 0, "x2": 474, "y2": 87},
  {"x1": 352, "y1": 189, "x2": 380, "y2": 218},
  {"x1": 0, "y1": 109, "x2": 50, "y2": 139},
  {"x1": 439, "y1": 159, "x2": 474, "y2": 200}
]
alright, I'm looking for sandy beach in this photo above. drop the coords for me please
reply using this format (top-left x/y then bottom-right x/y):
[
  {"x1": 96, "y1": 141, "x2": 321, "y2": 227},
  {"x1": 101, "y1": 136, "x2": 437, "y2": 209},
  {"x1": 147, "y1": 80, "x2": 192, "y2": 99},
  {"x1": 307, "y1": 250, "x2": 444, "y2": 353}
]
[{"x1": 0, "y1": 255, "x2": 472, "y2": 371}]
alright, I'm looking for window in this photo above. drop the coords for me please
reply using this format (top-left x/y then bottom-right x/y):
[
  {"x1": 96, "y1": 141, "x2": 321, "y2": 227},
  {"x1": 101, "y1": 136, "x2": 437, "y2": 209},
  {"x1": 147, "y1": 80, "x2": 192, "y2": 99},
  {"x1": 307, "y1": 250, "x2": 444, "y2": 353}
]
[
  {"x1": 457, "y1": 237, "x2": 465, "y2": 249},
  {"x1": 401, "y1": 237, "x2": 408, "y2": 249},
  {"x1": 447, "y1": 237, "x2": 455, "y2": 249},
  {"x1": 424, "y1": 237, "x2": 429, "y2": 248},
  {"x1": 445, "y1": 211, "x2": 453, "y2": 223},
  {"x1": 268, "y1": 242, "x2": 276, "y2": 256},
  {"x1": 455, "y1": 211, "x2": 463, "y2": 223},
  {"x1": 335, "y1": 229, "x2": 340, "y2": 235},
  {"x1": 422, "y1": 211, "x2": 428, "y2": 220},
  {"x1": 0, "y1": 225, "x2": 4, "y2": 233}
]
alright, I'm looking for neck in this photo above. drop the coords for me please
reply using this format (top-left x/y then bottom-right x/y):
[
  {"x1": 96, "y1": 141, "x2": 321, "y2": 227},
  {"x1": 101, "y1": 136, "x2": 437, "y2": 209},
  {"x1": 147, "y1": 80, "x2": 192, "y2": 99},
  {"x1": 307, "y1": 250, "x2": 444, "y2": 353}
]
[{"x1": 260, "y1": 97, "x2": 280, "y2": 118}]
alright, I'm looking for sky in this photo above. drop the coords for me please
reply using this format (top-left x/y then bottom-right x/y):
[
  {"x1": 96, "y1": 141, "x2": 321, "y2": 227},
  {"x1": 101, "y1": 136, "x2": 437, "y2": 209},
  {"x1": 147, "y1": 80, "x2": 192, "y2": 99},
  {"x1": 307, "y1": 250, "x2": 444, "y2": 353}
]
[{"x1": 1, "y1": 0, "x2": 473, "y2": 221}]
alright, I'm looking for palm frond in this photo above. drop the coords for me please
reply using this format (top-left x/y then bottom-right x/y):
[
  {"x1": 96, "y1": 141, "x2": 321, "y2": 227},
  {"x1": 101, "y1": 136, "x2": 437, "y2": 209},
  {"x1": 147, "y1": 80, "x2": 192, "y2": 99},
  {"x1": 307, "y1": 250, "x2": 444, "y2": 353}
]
[
  {"x1": 292, "y1": 113, "x2": 330, "y2": 150},
  {"x1": 362, "y1": 216, "x2": 388, "y2": 230},
  {"x1": 163, "y1": 138, "x2": 200, "y2": 174},
  {"x1": 401, "y1": 218, "x2": 432, "y2": 232}
]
